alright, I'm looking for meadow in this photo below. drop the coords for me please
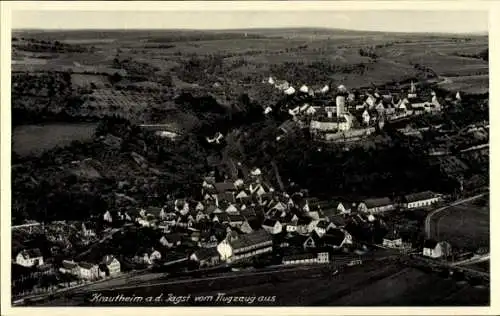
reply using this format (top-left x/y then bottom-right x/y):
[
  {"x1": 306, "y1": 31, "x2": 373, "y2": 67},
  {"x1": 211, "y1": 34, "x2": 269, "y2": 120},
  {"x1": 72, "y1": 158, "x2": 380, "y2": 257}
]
[
  {"x1": 12, "y1": 123, "x2": 98, "y2": 157},
  {"x1": 431, "y1": 199, "x2": 489, "y2": 251}
]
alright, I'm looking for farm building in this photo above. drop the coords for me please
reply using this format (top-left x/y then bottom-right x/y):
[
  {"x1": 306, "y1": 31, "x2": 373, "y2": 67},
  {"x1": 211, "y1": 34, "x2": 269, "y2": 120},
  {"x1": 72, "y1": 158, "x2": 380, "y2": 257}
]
[
  {"x1": 357, "y1": 197, "x2": 395, "y2": 214},
  {"x1": 402, "y1": 191, "x2": 442, "y2": 209},
  {"x1": 216, "y1": 229, "x2": 273, "y2": 263},
  {"x1": 15, "y1": 248, "x2": 44, "y2": 268},
  {"x1": 382, "y1": 231, "x2": 403, "y2": 248},
  {"x1": 282, "y1": 252, "x2": 329, "y2": 265},
  {"x1": 423, "y1": 239, "x2": 452, "y2": 259},
  {"x1": 190, "y1": 247, "x2": 220, "y2": 267}
]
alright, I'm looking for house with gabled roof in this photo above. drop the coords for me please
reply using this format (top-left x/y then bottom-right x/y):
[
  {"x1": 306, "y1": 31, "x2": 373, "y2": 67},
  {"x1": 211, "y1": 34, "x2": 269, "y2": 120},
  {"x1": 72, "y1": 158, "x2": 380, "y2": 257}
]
[
  {"x1": 59, "y1": 260, "x2": 79, "y2": 275},
  {"x1": 212, "y1": 213, "x2": 230, "y2": 224},
  {"x1": 314, "y1": 220, "x2": 335, "y2": 237},
  {"x1": 225, "y1": 204, "x2": 240, "y2": 214},
  {"x1": 382, "y1": 231, "x2": 403, "y2": 248},
  {"x1": 235, "y1": 189, "x2": 250, "y2": 201},
  {"x1": 217, "y1": 230, "x2": 273, "y2": 263},
  {"x1": 77, "y1": 262, "x2": 99, "y2": 281},
  {"x1": 216, "y1": 192, "x2": 236, "y2": 206},
  {"x1": 101, "y1": 255, "x2": 121, "y2": 277},
  {"x1": 160, "y1": 234, "x2": 182, "y2": 248},
  {"x1": 15, "y1": 248, "x2": 44, "y2": 267},
  {"x1": 358, "y1": 197, "x2": 395, "y2": 214},
  {"x1": 423, "y1": 239, "x2": 451, "y2": 259},
  {"x1": 303, "y1": 231, "x2": 323, "y2": 249},
  {"x1": 240, "y1": 207, "x2": 258, "y2": 221},
  {"x1": 262, "y1": 218, "x2": 283, "y2": 235},
  {"x1": 190, "y1": 247, "x2": 220, "y2": 268},
  {"x1": 402, "y1": 191, "x2": 441, "y2": 209},
  {"x1": 323, "y1": 228, "x2": 352, "y2": 250},
  {"x1": 228, "y1": 214, "x2": 246, "y2": 227}
]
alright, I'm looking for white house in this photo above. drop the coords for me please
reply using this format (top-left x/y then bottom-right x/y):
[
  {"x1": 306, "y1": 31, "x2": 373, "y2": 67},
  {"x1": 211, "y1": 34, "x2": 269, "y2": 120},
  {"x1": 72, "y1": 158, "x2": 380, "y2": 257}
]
[
  {"x1": 324, "y1": 228, "x2": 353, "y2": 249},
  {"x1": 423, "y1": 240, "x2": 452, "y2": 259},
  {"x1": 403, "y1": 191, "x2": 441, "y2": 209},
  {"x1": 217, "y1": 230, "x2": 273, "y2": 263},
  {"x1": 15, "y1": 248, "x2": 44, "y2": 267},
  {"x1": 77, "y1": 262, "x2": 99, "y2": 281},
  {"x1": 358, "y1": 197, "x2": 395, "y2": 214},
  {"x1": 225, "y1": 204, "x2": 240, "y2": 214},
  {"x1": 103, "y1": 210, "x2": 113, "y2": 223},
  {"x1": 262, "y1": 218, "x2": 283, "y2": 235},
  {"x1": 314, "y1": 221, "x2": 335, "y2": 237},
  {"x1": 102, "y1": 255, "x2": 121, "y2": 277},
  {"x1": 382, "y1": 232, "x2": 403, "y2": 248}
]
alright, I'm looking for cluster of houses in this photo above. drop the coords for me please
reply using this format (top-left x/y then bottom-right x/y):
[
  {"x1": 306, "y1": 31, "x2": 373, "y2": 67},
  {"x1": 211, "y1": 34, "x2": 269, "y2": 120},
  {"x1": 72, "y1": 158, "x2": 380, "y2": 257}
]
[
  {"x1": 12, "y1": 161, "x2": 447, "y2": 291},
  {"x1": 59, "y1": 255, "x2": 121, "y2": 281},
  {"x1": 262, "y1": 77, "x2": 458, "y2": 143}
]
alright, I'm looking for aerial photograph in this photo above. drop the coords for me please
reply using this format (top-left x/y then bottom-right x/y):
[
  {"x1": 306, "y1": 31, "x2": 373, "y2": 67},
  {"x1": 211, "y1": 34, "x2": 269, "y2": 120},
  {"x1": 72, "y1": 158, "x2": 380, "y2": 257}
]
[{"x1": 9, "y1": 8, "x2": 489, "y2": 307}]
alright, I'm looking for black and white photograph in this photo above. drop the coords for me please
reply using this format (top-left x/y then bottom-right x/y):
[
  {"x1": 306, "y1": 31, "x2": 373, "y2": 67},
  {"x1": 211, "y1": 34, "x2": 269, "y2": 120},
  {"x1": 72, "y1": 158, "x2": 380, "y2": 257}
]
[{"x1": 1, "y1": 1, "x2": 494, "y2": 312}]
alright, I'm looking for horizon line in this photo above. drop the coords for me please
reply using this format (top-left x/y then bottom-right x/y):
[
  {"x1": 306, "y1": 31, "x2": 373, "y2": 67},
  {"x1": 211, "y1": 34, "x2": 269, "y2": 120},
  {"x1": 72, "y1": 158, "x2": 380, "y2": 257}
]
[{"x1": 12, "y1": 26, "x2": 489, "y2": 36}]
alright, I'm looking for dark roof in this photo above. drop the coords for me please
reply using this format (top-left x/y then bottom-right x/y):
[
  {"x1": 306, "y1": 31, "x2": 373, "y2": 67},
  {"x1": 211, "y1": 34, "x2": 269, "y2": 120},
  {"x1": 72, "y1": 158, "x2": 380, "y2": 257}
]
[
  {"x1": 316, "y1": 220, "x2": 330, "y2": 229},
  {"x1": 260, "y1": 192, "x2": 274, "y2": 201},
  {"x1": 214, "y1": 213, "x2": 230, "y2": 222},
  {"x1": 163, "y1": 233, "x2": 182, "y2": 243},
  {"x1": 323, "y1": 229, "x2": 346, "y2": 247},
  {"x1": 262, "y1": 218, "x2": 278, "y2": 227},
  {"x1": 78, "y1": 262, "x2": 97, "y2": 269},
  {"x1": 146, "y1": 206, "x2": 163, "y2": 217},
  {"x1": 287, "y1": 234, "x2": 309, "y2": 245},
  {"x1": 305, "y1": 231, "x2": 322, "y2": 244},
  {"x1": 205, "y1": 204, "x2": 217, "y2": 214},
  {"x1": 297, "y1": 217, "x2": 313, "y2": 226},
  {"x1": 240, "y1": 207, "x2": 257, "y2": 218},
  {"x1": 424, "y1": 239, "x2": 438, "y2": 249},
  {"x1": 228, "y1": 214, "x2": 246, "y2": 222},
  {"x1": 363, "y1": 197, "x2": 393, "y2": 208},
  {"x1": 193, "y1": 247, "x2": 219, "y2": 260},
  {"x1": 217, "y1": 192, "x2": 236, "y2": 204},
  {"x1": 21, "y1": 248, "x2": 42, "y2": 258},
  {"x1": 283, "y1": 253, "x2": 316, "y2": 261},
  {"x1": 164, "y1": 252, "x2": 188, "y2": 263},
  {"x1": 330, "y1": 215, "x2": 347, "y2": 227},
  {"x1": 231, "y1": 230, "x2": 272, "y2": 250},
  {"x1": 281, "y1": 212, "x2": 296, "y2": 223},
  {"x1": 102, "y1": 255, "x2": 117, "y2": 265},
  {"x1": 404, "y1": 191, "x2": 436, "y2": 203},
  {"x1": 214, "y1": 182, "x2": 236, "y2": 193},
  {"x1": 62, "y1": 260, "x2": 78, "y2": 269}
]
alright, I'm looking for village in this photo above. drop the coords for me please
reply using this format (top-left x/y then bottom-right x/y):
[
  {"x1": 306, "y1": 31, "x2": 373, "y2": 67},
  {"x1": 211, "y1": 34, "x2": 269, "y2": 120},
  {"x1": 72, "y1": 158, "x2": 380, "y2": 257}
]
[
  {"x1": 13, "y1": 154, "x2": 467, "y2": 299},
  {"x1": 10, "y1": 61, "x2": 492, "y2": 305}
]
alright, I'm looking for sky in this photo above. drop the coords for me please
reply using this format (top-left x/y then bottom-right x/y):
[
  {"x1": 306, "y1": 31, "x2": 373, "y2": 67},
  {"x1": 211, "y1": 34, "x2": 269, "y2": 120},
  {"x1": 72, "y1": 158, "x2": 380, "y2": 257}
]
[{"x1": 12, "y1": 10, "x2": 488, "y2": 34}]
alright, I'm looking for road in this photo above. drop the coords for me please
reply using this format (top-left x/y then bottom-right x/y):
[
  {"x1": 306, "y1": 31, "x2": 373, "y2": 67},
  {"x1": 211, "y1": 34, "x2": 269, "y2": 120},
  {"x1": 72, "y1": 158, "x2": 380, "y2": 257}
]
[
  {"x1": 451, "y1": 254, "x2": 490, "y2": 267},
  {"x1": 424, "y1": 193, "x2": 486, "y2": 239}
]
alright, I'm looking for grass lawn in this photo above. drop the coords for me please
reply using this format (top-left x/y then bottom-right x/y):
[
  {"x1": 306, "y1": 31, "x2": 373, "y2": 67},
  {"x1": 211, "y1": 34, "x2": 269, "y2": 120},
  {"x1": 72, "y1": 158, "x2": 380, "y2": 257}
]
[
  {"x1": 13, "y1": 123, "x2": 98, "y2": 157},
  {"x1": 432, "y1": 201, "x2": 489, "y2": 250}
]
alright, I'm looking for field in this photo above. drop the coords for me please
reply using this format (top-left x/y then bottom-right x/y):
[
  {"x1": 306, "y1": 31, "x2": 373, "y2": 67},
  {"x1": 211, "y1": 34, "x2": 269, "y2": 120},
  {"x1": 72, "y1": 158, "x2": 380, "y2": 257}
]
[
  {"x1": 12, "y1": 29, "x2": 488, "y2": 93},
  {"x1": 438, "y1": 75, "x2": 489, "y2": 95},
  {"x1": 430, "y1": 198, "x2": 489, "y2": 250},
  {"x1": 12, "y1": 123, "x2": 98, "y2": 157},
  {"x1": 70, "y1": 74, "x2": 110, "y2": 89}
]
